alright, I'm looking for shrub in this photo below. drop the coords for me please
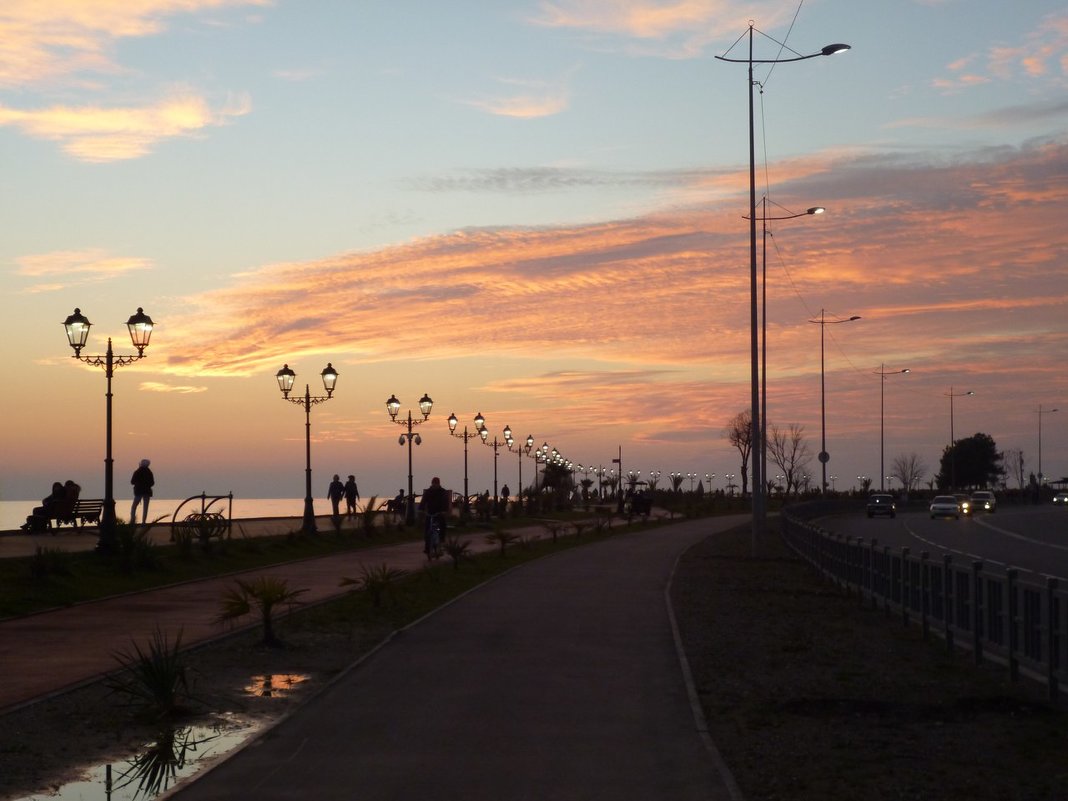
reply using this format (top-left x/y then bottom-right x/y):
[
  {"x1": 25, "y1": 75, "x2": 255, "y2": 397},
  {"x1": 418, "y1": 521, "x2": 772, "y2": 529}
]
[
  {"x1": 360, "y1": 496, "x2": 379, "y2": 537},
  {"x1": 28, "y1": 546, "x2": 72, "y2": 580},
  {"x1": 442, "y1": 536, "x2": 471, "y2": 570},
  {"x1": 341, "y1": 563, "x2": 407, "y2": 608},
  {"x1": 107, "y1": 627, "x2": 193, "y2": 720},
  {"x1": 113, "y1": 522, "x2": 161, "y2": 573},
  {"x1": 486, "y1": 529, "x2": 520, "y2": 556}
]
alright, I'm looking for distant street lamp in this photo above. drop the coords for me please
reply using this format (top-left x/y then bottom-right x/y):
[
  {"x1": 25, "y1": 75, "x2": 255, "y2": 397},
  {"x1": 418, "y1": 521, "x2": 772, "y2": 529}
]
[
  {"x1": 875, "y1": 364, "x2": 910, "y2": 491},
  {"x1": 809, "y1": 309, "x2": 861, "y2": 493},
  {"x1": 686, "y1": 472, "x2": 698, "y2": 492},
  {"x1": 448, "y1": 411, "x2": 483, "y2": 515},
  {"x1": 477, "y1": 421, "x2": 505, "y2": 512},
  {"x1": 725, "y1": 473, "x2": 736, "y2": 496},
  {"x1": 945, "y1": 387, "x2": 974, "y2": 489},
  {"x1": 705, "y1": 473, "x2": 716, "y2": 492},
  {"x1": 386, "y1": 393, "x2": 433, "y2": 525},
  {"x1": 504, "y1": 429, "x2": 534, "y2": 513},
  {"x1": 276, "y1": 362, "x2": 338, "y2": 534},
  {"x1": 63, "y1": 307, "x2": 155, "y2": 552},
  {"x1": 1038, "y1": 404, "x2": 1060, "y2": 485},
  {"x1": 717, "y1": 23, "x2": 850, "y2": 547}
]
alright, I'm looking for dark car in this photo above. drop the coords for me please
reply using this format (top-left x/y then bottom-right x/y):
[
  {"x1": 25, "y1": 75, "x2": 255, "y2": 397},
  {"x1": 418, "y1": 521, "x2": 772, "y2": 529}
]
[{"x1": 866, "y1": 494, "x2": 896, "y2": 518}]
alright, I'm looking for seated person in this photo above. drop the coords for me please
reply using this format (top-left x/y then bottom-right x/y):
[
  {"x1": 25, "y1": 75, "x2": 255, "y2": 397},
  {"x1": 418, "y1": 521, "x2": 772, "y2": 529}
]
[{"x1": 22, "y1": 482, "x2": 65, "y2": 532}]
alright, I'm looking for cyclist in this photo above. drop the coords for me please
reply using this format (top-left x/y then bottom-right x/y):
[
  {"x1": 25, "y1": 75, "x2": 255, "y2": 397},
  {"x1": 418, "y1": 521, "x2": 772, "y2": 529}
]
[{"x1": 419, "y1": 476, "x2": 452, "y2": 559}]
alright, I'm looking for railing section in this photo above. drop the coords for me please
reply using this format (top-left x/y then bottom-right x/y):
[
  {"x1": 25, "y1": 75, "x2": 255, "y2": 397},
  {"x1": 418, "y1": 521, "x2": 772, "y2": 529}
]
[{"x1": 781, "y1": 506, "x2": 1066, "y2": 701}]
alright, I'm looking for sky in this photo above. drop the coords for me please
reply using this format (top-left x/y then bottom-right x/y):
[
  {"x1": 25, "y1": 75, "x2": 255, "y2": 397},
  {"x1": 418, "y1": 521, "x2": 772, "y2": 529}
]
[{"x1": 2, "y1": 0, "x2": 1067, "y2": 505}]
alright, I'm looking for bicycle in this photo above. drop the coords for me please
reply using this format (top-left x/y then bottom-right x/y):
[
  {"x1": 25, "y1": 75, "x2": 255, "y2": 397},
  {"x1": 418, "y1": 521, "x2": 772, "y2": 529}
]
[{"x1": 425, "y1": 512, "x2": 444, "y2": 559}]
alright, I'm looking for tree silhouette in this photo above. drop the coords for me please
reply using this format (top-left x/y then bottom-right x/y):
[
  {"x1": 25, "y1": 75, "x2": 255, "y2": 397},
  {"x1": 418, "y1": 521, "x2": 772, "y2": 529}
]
[{"x1": 937, "y1": 432, "x2": 1004, "y2": 489}]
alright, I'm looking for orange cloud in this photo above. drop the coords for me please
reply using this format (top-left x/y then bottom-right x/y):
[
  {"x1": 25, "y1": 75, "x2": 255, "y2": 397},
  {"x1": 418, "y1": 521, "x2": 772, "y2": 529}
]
[
  {"x1": 15, "y1": 248, "x2": 153, "y2": 291},
  {"x1": 461, "y1": 77, "x2": 570, "y2": 118},
  {"x1": 0, "y1": 90, "x2": 251, "y2": 162}
]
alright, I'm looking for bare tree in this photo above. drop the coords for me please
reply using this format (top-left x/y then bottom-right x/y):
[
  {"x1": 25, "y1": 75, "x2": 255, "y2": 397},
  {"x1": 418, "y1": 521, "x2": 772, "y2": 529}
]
[
  {"x1": 723, "y1": 409, "x2": 752, "y2": 497},
  {"x1": 1004, "y1": 448, "x2": 1026, "y2": 490},
  {"x1": 767, "y1": 423, "x2": 813, "y2": 497},
  {"x1": 890, "y1": 452, "x2": 928, "y2": 493}
]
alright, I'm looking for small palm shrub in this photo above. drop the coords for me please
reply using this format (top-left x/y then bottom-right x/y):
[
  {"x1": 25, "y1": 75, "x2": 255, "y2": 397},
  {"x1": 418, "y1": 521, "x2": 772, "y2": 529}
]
[
  {"x1": 442, "y1": 536, "x2": 471, "y2": 570},
  {"x1": 107, "y1": 627, "x2": 192, "y2": 720},
  {"x1": 486, "y1": 529, "x2": 519, "y2": 556},
  {"x1": 113, "y1": 522, "x2": 161, "y2": 573},
  {"x1": 215, "y1": 576, "x2": 308, "y2": 647},
  {"x1": 542, "y1": 520, "x2": 567, "y2": 543},
  {"x1": 341, "y1": 563, "x2": 407, "y2": 608},
  {"x1": 360, "y1": 496, "x2": 379, "y2": 536}
]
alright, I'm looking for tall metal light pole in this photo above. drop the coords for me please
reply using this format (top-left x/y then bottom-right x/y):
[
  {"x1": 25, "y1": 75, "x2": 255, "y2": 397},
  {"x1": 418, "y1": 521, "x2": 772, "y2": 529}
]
[
  {"x1": 386, "y1": 393, "x2": 433, "y2": 526},
  {"x1": 747, "y1": 198, "x2": 825, "y2": 498},
  {"x1": 717, "y1": 25, "x2": 850, "y2": 550},
  {"x1": 63, "y1": 307, "x2": 155, "y2": 552},
  {"x1": 276, "y1": 363, "x2": 339, "y2": 534},
  {"x1": 875, "y1": 364, "x2": 910, "y2": 491},
  {"x1": 809, "y1": 309, "x2": 861, "y2": 494},
  {"x1": 945, "y1": 387, "x2": 974, "y2": 489},
  {"x1": 1038, "y1": 404, "x2": 1059, "y2": 485},
  {"x1": 504, "y1": 430, "x2": 533, "y2": 514}
]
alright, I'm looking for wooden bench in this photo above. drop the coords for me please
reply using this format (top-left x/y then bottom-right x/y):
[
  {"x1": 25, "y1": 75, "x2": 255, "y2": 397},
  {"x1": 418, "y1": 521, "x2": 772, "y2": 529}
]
[{"x1": 48, "y1": 499, "x2": 104, "y2": 530}]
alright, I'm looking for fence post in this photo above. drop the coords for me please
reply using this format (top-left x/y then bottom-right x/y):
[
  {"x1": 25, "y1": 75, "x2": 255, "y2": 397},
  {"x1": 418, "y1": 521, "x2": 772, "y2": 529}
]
[
  {"x1": 944, "y1": 554, "x2": 954, "y2": 653},
  {"x1": 884, "y1": 546, "x2": 892, "y2": 618},
  {"x1": 1007, "y1": 568, "x2": 1018, "y2": 684},
  {"x1": 973, "y1": 561, "x2": 984, "y2": 665},
  {"x1": 870, "y1": 538, "x2": 879, "y2": 611},
  {"x1": 901, "y1": 547, "x2": 911, "y2": 627},
  {"x1": 921, "y1": 551, "x2": 930, "y2": 641},
  {"x1": 1048, "y1": 577, "x2": 1060, "y2": 702}
]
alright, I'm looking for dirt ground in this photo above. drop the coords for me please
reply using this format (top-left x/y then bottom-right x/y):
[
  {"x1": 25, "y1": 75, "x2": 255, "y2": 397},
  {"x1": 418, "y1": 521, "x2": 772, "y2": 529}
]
[
  {"x1": 670, "y1": 524, "x2": 1068, "y2": 800},
  {"x1": 3, "y1": 522, "x2": 1068, "y2": 800}
]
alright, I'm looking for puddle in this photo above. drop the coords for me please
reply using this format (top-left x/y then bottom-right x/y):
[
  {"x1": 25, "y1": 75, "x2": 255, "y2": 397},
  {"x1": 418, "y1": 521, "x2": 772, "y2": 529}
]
[
  {"x1": 243, "y1": 673, "x2": 309, "y2": 697},
  {"x1": 12, "y1": 717, "x2": 261, "y2": 801}
]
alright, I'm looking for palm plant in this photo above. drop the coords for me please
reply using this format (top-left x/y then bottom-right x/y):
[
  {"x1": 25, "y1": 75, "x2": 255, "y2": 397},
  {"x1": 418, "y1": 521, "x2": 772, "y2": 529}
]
[
  {"x1": 340, "y1": 563, "x2": 407, "y2": 608},
  {"x1": 215, "y1": 576, "x2": 308, "y2": 647},
  {"x1": 107, "y1": 627, "x2": 192, "y2": 719}
]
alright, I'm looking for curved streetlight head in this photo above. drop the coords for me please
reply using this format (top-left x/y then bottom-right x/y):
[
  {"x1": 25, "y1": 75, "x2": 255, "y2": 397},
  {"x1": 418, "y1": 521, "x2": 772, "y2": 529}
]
[
  {"x1": 503, "y1": 424, "x2": 512, "y2": 441},
  {"x1": 821, "y1": 43, "x2": 851, "y2": 56},
  {"x1": 321, "y1": 363, "x2": 338, "y2": 396},
  {"x1": 63, "y1": 308, "x2": 92, "y2": 356},
  {"x1": 526, "y1": 434, "x2": 534, "y2": 450},
  {"x1": 848, "y1": 315, "x2": 861, "y2": 321},
  {"x1": 473, "y1": 411, "x2": 485, "y2": 430},
  {"x1": 807, "y1": 207, "x2": 826, "y2": 215},
  {"x1": 901, "y1": 368, "x2": 911, "y2": 374},
  {"x1": 418, "y1": 393, "x2": 433, "y2": 419},
  {"x1": 276, "y1": 364, "x2": 296, "y2": 397},
  {"x1": 386, "y1": 394, "x2": 401, "y2": 419},
  {"x1": 126, "y1": 307, "x2": 154, "y2": 355},
  {"x1": 447, "y1": 412, "x2": 458, "y2": 433}
]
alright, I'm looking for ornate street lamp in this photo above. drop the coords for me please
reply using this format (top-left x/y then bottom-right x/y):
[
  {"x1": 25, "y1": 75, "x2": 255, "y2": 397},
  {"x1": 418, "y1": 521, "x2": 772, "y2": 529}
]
[
  {"x1": 504, "y1": 430, "x2": 534, "y2": 514},
  {"x1": 809, "y1": 309, "x2": 861, "y2": 494},
  {"x1": 63, "y1": 307, "x2": 155, "y2": 552},
  {"x1": 875, "y1": 364, "x2": 910, "y2": 491},
  {"x1": 448, "y1": 411, "x2": 483, "y2": 517},
  {"x1": 718, "y1": 24, "x2": 849, "y2": 549},
  {"x1": 276, "y1": 362, "x2": 338, "y2": 534},
  {"x1": 477, "y1": 420, "x2": 505, "y2": 512},
  {"x1": 386, "y1": 393, "x2": 433, "y2": 525}
]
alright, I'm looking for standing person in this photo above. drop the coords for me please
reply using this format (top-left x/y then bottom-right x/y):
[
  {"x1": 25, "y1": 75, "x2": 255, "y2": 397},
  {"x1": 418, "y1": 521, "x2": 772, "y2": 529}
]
[
  {"x1": 327, "y1": 474, "x2": 345, "y2": 516},
  {"x1": 343, "y1": 475, "x2": 360, "y2": 516},
  {"x1": 130, "y1": 459, "x2": 155, "y2": 524},
  {"x1": 500, "y1": 483, "x2": 510, "y2": 515},
  {"x1": 418, "y1": 476, "x2": 452, "y2": 558}
]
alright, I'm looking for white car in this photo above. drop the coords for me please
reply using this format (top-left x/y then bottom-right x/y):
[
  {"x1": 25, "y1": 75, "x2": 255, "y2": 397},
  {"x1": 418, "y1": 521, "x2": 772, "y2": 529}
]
[
  {"x1": 930, "y1": 495, "x2": 962, "y2": 519},
  {"x1": 971, "y1": 490, "x2": 997, "y2": 513},
  {"x1": 1054, "y1": 492, "x2": 1068, "y2": 505}
]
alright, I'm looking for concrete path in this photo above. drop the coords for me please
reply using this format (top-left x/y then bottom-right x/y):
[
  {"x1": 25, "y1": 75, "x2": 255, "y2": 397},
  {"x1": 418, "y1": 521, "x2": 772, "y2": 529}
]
[{"x1": 163, "y1": 517, "x2": 743, "y2": 801}]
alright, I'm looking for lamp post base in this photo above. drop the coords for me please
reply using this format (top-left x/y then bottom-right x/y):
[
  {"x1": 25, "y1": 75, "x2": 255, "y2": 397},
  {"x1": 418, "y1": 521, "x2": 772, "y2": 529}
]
[{"x1": 302, "y1": 496, "x2": 318, "y2": 534}]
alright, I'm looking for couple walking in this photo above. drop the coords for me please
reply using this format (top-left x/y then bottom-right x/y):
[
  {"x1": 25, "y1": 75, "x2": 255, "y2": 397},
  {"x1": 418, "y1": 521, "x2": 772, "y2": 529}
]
[{"x1": 328, "y1": 474, "x2": 361, "y2": 516}]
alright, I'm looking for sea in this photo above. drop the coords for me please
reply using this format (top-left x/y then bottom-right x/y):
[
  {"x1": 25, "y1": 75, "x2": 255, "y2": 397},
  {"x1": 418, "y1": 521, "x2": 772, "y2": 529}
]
[{"x1": 0, "y1": 498, "x2": 364, "y2": 532}]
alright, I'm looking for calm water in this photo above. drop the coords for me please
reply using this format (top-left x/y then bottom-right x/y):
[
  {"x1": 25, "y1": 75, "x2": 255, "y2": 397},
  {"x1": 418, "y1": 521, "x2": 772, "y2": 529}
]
[{"x1": 0, "y1": 497, "x2": 368, "y2": 532}]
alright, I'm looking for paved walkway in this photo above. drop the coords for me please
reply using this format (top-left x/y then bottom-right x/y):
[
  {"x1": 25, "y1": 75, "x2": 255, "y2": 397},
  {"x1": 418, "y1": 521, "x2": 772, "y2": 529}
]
[{"x1": 1, "y1": 515, "x2": 745, "y2": 800}]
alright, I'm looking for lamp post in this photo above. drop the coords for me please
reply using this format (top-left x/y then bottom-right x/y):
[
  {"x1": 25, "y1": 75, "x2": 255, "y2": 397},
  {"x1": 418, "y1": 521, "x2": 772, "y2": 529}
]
[
  {"x1": 686, "y1": 472, "x2": 697, "y2": 492},
  {"x1": 718, "y1": 25, "x2": 850, "y2": 550},
  {"x1": 477, "y1": 421, "x2": 504, "y2": 512},
  {"x1": 945, "y1": 386, "x2": 974, "y2": 489},
  {"x1": 276, "y1": 362, "x2": 339, "y2": 534},
  {"x1": 809, "y1": 309, "x2": 861, "y2": 494},
  {"x1": 648, "y1": 469, "x2": 662, "y2": 491},
  {"x1": 705, "y1": 473, "x2": 716, "y2": 493},
  {"x1": 1038, "y1": 404, "x2": 1059, "y2": 485},
  {"x1": 63, "y1": 307, "x2": 155, "y2": 552},
  {"x1": 504, "y1": 430, "x2": 533, "y2": 514},
  {"x1": 876, "y1": 364, "x2": 910, "y2": 491},
  {"x1": 725, "y1": 473, "x2": 736, "y2": 496},
  {"x1": 746, "y1": 198, "x2": 826, "y2": 500},
  {"x1": 448, "y1": 411, "x2": 483, "y2": 517},
  {"x1": 386, "y1": 393, "x2": 433, "y2": 526}
]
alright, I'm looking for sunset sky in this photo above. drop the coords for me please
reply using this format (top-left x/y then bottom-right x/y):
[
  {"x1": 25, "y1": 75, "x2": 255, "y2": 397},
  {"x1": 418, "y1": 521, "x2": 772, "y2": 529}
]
[{"x1": 2, "y1": 0, "x2": 1067, "y2": 506}]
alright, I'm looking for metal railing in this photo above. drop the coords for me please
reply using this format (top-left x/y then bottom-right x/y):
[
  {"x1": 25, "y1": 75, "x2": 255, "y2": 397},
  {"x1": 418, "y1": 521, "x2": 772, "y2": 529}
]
[{"x1": 781, "y1": 503, "x2": 1064, "y2": 700}]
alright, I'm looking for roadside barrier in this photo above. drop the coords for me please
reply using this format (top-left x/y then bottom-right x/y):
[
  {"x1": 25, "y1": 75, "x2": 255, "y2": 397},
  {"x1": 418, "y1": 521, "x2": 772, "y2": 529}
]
[{"x1": 781, "y1": 502, "x2": 1065, "y2": 701}]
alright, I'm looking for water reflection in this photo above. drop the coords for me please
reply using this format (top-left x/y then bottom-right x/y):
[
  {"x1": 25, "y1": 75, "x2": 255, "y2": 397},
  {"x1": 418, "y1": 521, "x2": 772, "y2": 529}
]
[
  {"x1": 13, "y1": 718, "x2": 257, "y2": 801},
  {"x1": 243, "y1": 673, "x2": 309, "y2": 697}
]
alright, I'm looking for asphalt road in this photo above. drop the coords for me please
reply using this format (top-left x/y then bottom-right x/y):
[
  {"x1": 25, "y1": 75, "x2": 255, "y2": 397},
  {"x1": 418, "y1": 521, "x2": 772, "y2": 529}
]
[{"x1": 820, "y1": 503, "x2": 1068, "y2": 582}]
